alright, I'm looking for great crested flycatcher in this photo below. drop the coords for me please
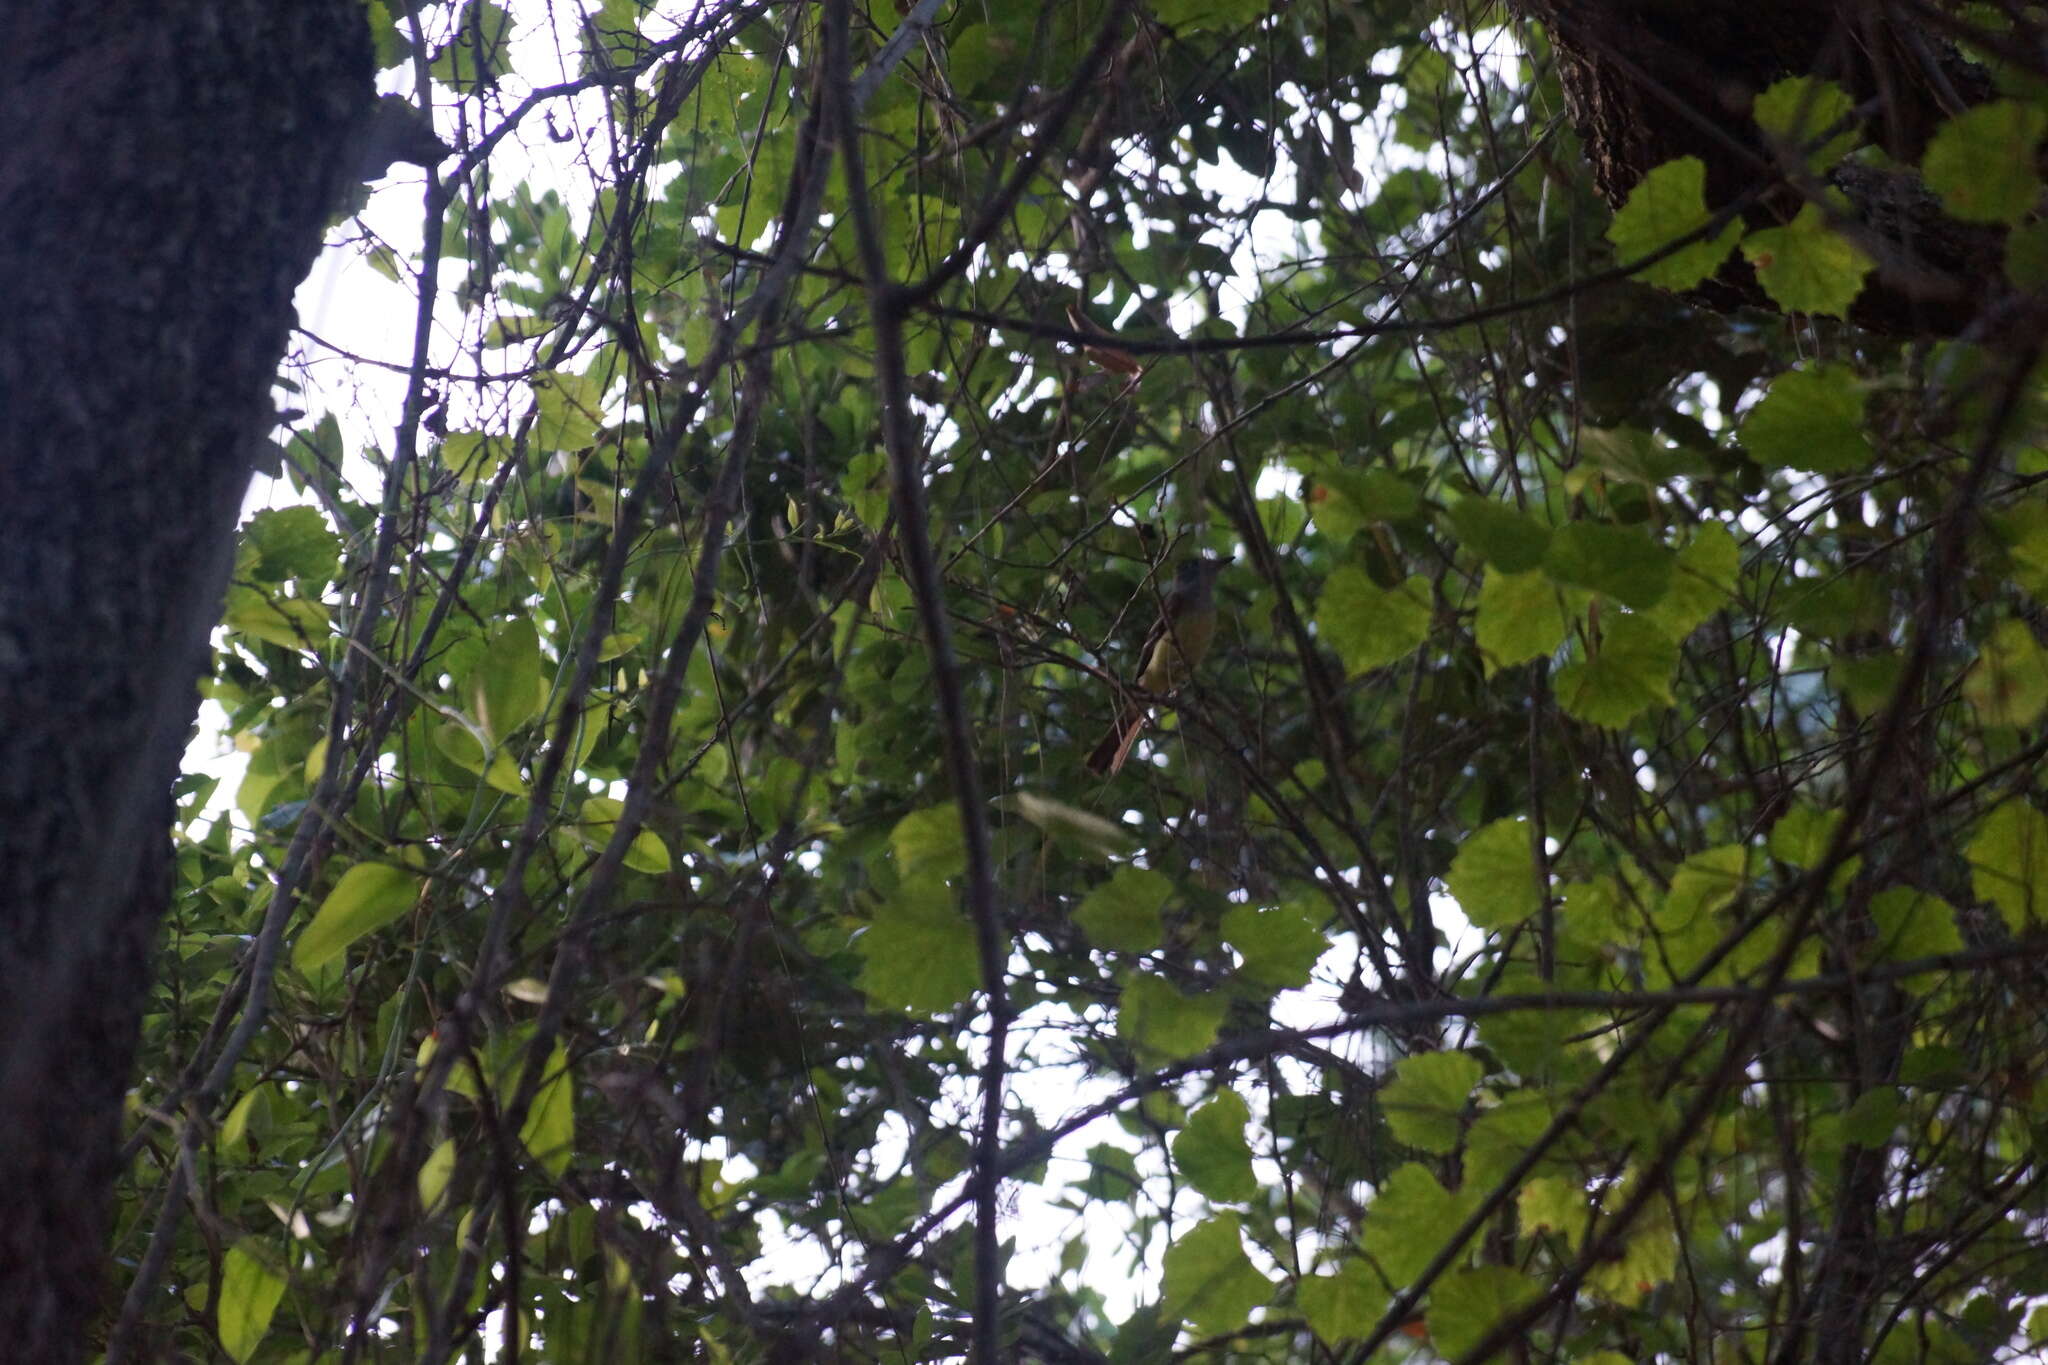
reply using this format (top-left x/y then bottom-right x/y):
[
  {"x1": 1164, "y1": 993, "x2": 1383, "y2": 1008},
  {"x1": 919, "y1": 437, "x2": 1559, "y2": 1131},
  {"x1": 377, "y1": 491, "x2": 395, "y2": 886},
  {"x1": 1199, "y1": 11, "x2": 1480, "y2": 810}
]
[{"x1": 1086, "y1": 554, "x2": 1231, "y2": 776}]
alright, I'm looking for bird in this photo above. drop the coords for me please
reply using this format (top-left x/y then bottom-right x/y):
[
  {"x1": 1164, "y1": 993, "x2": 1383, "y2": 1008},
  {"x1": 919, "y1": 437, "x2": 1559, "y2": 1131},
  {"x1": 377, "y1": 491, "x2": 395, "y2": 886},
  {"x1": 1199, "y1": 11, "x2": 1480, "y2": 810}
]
[{"x1": 1085, "y1": 554, "x2": 1231, "y2": 777}]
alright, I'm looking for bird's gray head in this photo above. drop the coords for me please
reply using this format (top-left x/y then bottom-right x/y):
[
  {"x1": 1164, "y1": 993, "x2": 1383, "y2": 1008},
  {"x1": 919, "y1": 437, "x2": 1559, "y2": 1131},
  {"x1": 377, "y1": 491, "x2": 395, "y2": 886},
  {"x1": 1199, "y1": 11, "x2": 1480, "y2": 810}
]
[{"x1": 1178, "y1": 553, "x2": 1232, "y2": 588}]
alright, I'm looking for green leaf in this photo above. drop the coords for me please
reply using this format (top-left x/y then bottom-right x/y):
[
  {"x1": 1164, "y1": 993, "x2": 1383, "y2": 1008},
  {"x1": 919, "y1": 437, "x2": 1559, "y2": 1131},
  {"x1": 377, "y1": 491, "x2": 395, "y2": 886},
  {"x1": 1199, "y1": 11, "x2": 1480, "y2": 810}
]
[
  {"x1": 1642, "y1": 521, "x2": 1738, "y2": 640},
  {"x1": 435, "y1": 722, "x2": 526, "y2": 796},
  {"x1": 1117, "y1": 972, "x2": 1225, "y2": 1059},
  {"x1": 1840, "y1": 1088, "x2": 1901, "y2": 1145},
  {"x1": 1769, "y1": 806, "x2": 1843, "y2": 868},
  {"x1": 293, "y1": 860, "x2": 422, "y2": 972},
  {"x1": 1173, "y1": 1090, "x2": 1257, "y2": 1202},
  {"x1": 1462, "y1": 1088, "x2": 1557, "y2": 1189},
  {"x1": 1344, "y1": 468, "x2": 1425, "y2": 521},
  {"x1": 1381, "y1": 1050, "x2": 1481, "y2": 1154},
  {"x1": 1307, "y1": 466, "x2": 1421, "y2": 540},
  {"x1": 439, "y1": 430, "x2": 506, "y2": 486},
  {"x1": 219, "y1": 1243, "x2": 287, "y2": 1364},
  {"x1": 419, "y1": 1137, "x2": 458, "y2": 1212},
  {"x1": 1752, "y1": 76, "x2": 1859, "y2": 169},
  {"x1": 1553, "y1": 614, "x2": 1679, "y2": 728},
  {"x1": 1924, "y1": 99, "x2": 2048, "y2": 224},
  {"x1": 1578, "y1": 426, "x2": 1698, "y2": 488},
  {"x1": 221, "y1": 1084, "x2": 269, "y2": 1152},
  {"x1": 1585, "y1": 1189, "x2": 1678, "y2": 1306},
  {"x1": 1606, "y1": 156, "x2": 1743, "y2": 289},
  {"x1": 1739, "y1": 204, "x2": 1874, "y2": 318},
  {"x1": 2001, "y1": 497, "x2": 2048, "y2": 598},
  {"x1": 1446, "y1": 496, "x2": 1551, "y2": 572},
  {"x1": 1221, "y1": 902, "x2": 1326, "y2": 989},
  {"x1": 1867, "y1": 887, "x2": 1962, "y2": 968},
  {"x1": 1475, "y1": 568, "x2": 1567, "y2": 674},
  {"x1": 1964, "y1": 619, "x2": 2048, "y2": 727},
  {"x1": 842, "y1": 449, "x2": 890, "y2": 531},
  {"x1": 1544, "y1": 522, "x2": 1674, "y2": 609},
  {"x1": 946, "y1": 25, "x2": 1005, "y2": 99},
  {"x1": 858, "y1": 874, "x2": 981, "y2": 1015},
  {"x1": 1317, "y1": 569, "x2": 1432, "y2": 676},
  {"x1": 1363, "y1": 1162, "x2": 1475, "y2": 1283},
  {"x1": 223, "y1": 589, "x2": 332, "y2": 652},
  {"x1": 365, "y1": 0, "x2": 408, "y2": 69},
  {"x1": 1075, "y1": 1142, "x2": 1144, "y2": 1202},
  {"x1": 1076, "y1": 866, "x2": 1172, "y2": 954},
  {"x1": 430, "y1": 0, "x2": 515, "y2": 89},
  {"x1": 1429, "y1": 1266, "x2": 1542, "y2": 1361},
  {"x1": 1161, "y1": 1215, "x2": 1272, "y2": 1335},
  {"x1": 1655, "y1": 845, "x2": 1750, "y2": 978},
  {"x1": 530, "y1": 368, "x2": 607, "y2": 451},
  {"x1": 474, "y1": 617, "x2": 544, "y2": 743},
  {"x1": 1151, "y1": 0, "x2": 1268, "y2": 35},
  {"x1": 579, "y1": 796, "x2": 671, "y2": 874},
  {"x1": 1446, "y1": 818, "x2": 1542, "y2": 932},
  {"x1": 1969, "y1": 801, "x2": 2048, "y2": 931},
  {"x1": 1660, "y1": 845, "x2": 1748, "y2": 930},
  {"x1": 243, "y1": 505, "x2": 341, "y2": 586},
  {"x1": 1298, "y1": 1259, "x2": 1390, "y2": 1342},
  {"x1": 2007, "y1": 220, "x2": 2048, "y2": 289},
  {"x1": 520, "y1": 1042, "x2": 576, "y2": 1178},
  {"x1": 1518, "y1": 1176, "x2": 1590, "y2": 1249},
  {"x1": 892, "y1": 806, "x2": 967, "y2": 883}
]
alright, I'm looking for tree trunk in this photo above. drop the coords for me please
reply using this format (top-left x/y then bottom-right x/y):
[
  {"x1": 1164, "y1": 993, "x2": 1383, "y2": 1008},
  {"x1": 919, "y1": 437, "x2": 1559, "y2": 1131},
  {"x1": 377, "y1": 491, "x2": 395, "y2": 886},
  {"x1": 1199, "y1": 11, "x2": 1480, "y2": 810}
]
[{"x1": 0, "y1": 8, "x2": 370, "y2": 1358}]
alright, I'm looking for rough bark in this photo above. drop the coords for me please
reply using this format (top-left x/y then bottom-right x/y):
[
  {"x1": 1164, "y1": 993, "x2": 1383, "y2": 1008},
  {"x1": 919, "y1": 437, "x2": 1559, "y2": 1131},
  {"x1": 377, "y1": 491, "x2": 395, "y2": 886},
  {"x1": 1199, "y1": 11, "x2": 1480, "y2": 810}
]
[
  {"x1": 0, "y1": 8, "x2": 370, "y2": 1358},
  {"x1": 1515, "y1": 0, "x2": 2010, "y2": 335}
]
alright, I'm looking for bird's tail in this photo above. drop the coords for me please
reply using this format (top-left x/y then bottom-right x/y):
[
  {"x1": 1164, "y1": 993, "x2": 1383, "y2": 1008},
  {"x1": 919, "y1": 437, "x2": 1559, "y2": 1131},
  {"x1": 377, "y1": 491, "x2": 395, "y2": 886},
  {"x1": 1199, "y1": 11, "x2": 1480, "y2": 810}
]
[{"x1": 1085, "y1": 704, "x2": 1149, "y2": 776}]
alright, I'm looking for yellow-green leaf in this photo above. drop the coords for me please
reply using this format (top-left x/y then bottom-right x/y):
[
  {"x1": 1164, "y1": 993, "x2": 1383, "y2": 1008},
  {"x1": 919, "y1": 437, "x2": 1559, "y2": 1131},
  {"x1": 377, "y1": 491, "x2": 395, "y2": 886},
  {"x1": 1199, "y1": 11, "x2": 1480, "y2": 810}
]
[
  {"x1": 1382, "y1": 1050, "x2": 1481, "y2": 1154},
  {"x1": 1172, "y1": 1091, "x2": 1257, "y2": 1203},
  {"x1": 293, "y1": 860, "x2": 423, "y2": 972},
  {"x1": 1161, "y1": 1214, "x2": 1272, "y2": 1334},
  {"x1": 474, "y1": 617, "x2": 543, "y2": 743},
  {"x1": 1118, "y1": 972, "x2": 1225, "y2": 1059},
  {"x1": 1544, "y1": 522, "x2": 1673, "y2": 609},
  {"x1": 1964, "y1": 619, "x2": 2048, "y2": 727},
  {"x1": 1752, "y1": 76, "x2": 1859, "y2": 170},
  {"x1": 857, "y1": 874, "x2": 980, "y2": 1015},
  {"x1": 1075, "y1": 866, "x2": 1171, "y2": 954},
  {"x1": 1318, "y1": 569, "x2": 1432, "y2": 676},
  {"x1": 1924, "y1": 99, "x2": 2048, "y2": 224},
  {"x1": 1969, "y1": 801, "x2": 2048, "y2": 931},
  {"x1": 1221, "y1": 901, "x2": 1326, "y2": 989},
  {"x1": 1554, "y1": 614, "x2": 1679, "y2": 728},
  {"x1": 418, "y1": 1138, "x2": 457, "y2": 1212},
  {"x1": 1606, "y1": 156, "x2": 1743, "y2": 289},
  {"x1": 1475, "y1": 568, "x2": 1567, "y2": 675},
  {"x1": 1447, "y1": 818, "x2": 1543, "y2": 931},
  {"x1": 1446, "y1": 496, "x2": 1551, "y2": 572},
  {"x1": 1643, "y1": 521, "x2": 1739, "y2": 641},
  {"x1": 224, "y1": 592, "x2": 332, "y2": 652},
  {"x1": 1740, "y1": 204, "x2": 1874, "y2": 318},
  {"x1": 1430, "y1": 1265, "x2": 1542, "y2": 1359},
  {"x1": 520, "y1": 1043, "x2": 576, "y2": 1178},
  {"x1": 579, "y1": 796, "x2": 671, "y2": 873},
  {"x1": 1298, "y1": 1259, "x2": 1390, "y2": 1342},
  {"x1": 219, "y1": 1243, "x2": 287, "y2": 1364},
  {"x1": 891, "y1": 805, "x2": 967, "y2": 883},
  {"x1": 1363, "y1": 1162, "x2": 1476, "y2": 1283}
]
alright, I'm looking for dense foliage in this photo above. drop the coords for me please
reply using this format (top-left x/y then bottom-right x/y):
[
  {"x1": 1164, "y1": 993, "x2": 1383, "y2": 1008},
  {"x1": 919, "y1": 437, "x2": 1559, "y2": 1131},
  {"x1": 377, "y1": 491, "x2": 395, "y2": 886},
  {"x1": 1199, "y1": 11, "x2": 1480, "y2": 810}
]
[{"x1": 112, "y1": 0, "x2": 2048, "y2": 1360}]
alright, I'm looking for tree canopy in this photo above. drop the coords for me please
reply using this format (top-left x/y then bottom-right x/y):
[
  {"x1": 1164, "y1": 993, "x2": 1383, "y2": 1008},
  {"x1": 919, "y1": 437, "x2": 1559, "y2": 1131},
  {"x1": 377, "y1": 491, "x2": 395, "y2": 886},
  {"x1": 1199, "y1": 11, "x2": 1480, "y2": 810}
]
[{"x1": 101, "y1": 0, "x2": 2048, "y2": 1361}]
